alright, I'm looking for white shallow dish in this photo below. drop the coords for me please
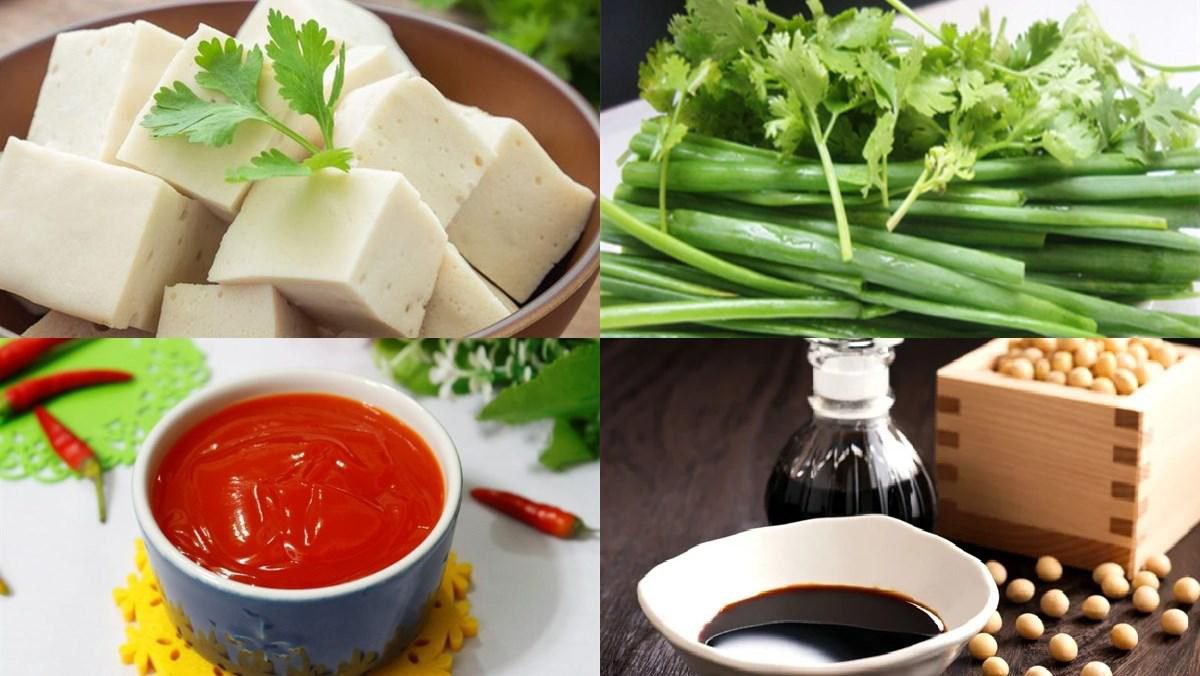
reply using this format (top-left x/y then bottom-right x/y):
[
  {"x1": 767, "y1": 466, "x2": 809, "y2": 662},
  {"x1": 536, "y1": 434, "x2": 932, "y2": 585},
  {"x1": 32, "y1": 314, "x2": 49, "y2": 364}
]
[{"x1": 637, "y1": 515, "x2": 998, "y2": 676}]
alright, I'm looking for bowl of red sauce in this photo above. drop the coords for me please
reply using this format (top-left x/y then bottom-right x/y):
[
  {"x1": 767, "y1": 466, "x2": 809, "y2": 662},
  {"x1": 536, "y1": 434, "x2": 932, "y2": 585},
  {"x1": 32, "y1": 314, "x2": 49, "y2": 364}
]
[{"x1": 132, "y1": 370, "x2": 462, "y2": 676}]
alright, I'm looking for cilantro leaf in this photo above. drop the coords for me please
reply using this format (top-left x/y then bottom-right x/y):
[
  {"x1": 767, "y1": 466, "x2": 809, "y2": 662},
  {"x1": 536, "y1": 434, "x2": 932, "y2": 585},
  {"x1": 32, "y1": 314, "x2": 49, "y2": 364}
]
[
  {"x1": 193, "y1": 37, "x2": 264, "y2": 106},
  {"x1": 226, "y1": 148, "x2": 309, "y2": 182},
  {"x1": 142, "y1": 82, "x2": 266, "y2": 146},
  {"x1": 265, "y1": 9, "x2": 344, "y2": 149}
]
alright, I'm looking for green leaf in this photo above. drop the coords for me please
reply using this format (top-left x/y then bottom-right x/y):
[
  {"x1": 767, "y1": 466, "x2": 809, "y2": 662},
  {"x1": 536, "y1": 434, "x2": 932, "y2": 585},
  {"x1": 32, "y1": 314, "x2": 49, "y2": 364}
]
[
  {"x1": 681, "y1": 0, "x2": 766, "y2": 60},
  {"x1": 193, "y1": 38, "x2": 265, "y2": 106},
  {"x1": 373, "y1": 340, "x2": 439, "y2": 396},
  {"x1": 266, "y1": 9, "x2": 341, "y2": 145},
  {"x1": 1041, "y1": 112, "x2": 1102, "y2": 164},
  {"x1": 763, "y1": 31, "x2": 828, "y2": 109},
  {"x1": 906, "y1": 72, "x2": 956, "y2": 117},
  {"x1": 538, "y1": 418, "x2": 598, "y2": 471},
  {"x1": 303, "y1": 147, "x2": 355, "y2": 172},
  {"x1": 862, "y1": 110, "x2": 896, "y2": 196},
  {"x1": 478, "y1": 342, "x2": 599, "y2": 424},
  {"x1": 141, "y1": 81, "x2": 266, "y2": 146},
  {"x1": 226, "y1": 148, "x2": 310, "y2": 183}
]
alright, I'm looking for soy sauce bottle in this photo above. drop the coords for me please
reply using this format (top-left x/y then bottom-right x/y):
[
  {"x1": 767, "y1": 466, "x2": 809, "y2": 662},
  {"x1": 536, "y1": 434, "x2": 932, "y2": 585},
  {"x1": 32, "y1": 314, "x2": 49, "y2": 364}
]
[{"x1": 765, "y1": 339, "x2": 937, "y2": 531}]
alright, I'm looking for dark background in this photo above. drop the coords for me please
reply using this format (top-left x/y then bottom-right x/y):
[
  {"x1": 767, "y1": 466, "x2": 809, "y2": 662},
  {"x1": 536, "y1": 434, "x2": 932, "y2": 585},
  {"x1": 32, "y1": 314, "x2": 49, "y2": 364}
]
[
  {"x1": 600, "y1": 0, "x2": 939, "y2": 108},
  {"x1": 600, "y1": 339, "x2": 1200, "y2": 675}
]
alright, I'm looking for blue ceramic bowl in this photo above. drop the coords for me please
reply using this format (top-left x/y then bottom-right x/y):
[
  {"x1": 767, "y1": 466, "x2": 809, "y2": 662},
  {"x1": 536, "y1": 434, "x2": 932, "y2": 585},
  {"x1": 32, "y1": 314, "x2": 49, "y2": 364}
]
[{"x1": 132, "y1": 370, "x2": 463, "y2": 676}]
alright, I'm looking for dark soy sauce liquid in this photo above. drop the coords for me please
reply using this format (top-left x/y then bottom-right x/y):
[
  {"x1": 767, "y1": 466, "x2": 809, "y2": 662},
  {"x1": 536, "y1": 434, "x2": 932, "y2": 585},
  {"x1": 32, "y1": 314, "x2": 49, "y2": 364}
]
[
  {"x1": 700, "y1": 585, "x2": 944, "y2": 665},
  {"x1": 765, "y1": 420, "x2": 937, "y2": 530}
]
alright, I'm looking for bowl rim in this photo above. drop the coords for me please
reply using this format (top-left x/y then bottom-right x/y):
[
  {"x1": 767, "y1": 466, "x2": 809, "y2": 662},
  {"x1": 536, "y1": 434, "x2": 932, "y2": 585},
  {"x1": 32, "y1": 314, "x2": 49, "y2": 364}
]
[
  {"x1": 131, "y1": 368, "x2": 464, "y2": 601},
  {"x1": 0, "y1": 0, "x2": 598, "y2": 339},
  {"x1": 636, "y1": 515, "x2": 999, "y2": 675}
]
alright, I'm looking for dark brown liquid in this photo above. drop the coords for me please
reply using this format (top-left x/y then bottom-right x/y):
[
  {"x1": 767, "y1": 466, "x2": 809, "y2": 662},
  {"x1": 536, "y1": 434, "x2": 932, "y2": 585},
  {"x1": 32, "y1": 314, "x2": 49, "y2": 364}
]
[
  {"x1": 765, "y1": 420, "x2": 937, "y2": 530},
  {"x1": 700, "y1": 585, "x2": 944, "y2": 665}
]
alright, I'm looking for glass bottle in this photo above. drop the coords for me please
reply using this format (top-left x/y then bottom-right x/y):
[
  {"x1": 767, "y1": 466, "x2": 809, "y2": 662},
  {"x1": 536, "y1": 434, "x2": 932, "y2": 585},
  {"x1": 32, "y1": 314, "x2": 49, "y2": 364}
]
[{"x1": 764, "y1": 339, "x2": 937, "y2": 531}]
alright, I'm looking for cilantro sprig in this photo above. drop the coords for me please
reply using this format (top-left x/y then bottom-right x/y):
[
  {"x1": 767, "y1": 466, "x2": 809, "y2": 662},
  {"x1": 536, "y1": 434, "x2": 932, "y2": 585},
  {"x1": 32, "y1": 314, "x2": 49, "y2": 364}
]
[{"x1": 141, "y1": 10, "x2": 354, "y2": 183}]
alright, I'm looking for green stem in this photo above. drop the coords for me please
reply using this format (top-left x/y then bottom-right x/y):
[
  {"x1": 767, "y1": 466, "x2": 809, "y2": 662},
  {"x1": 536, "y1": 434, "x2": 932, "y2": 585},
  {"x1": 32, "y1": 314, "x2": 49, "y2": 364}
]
[
  {"x1": 887, "y1": 167, "x2": 929, "y2": 230},
  {"x1": 884, "y1": 0, "x2": 945, "y2": 45},
  {"x1": 600, "y1": 199, "x2": 831, "y2": 298},
  {"x1": 1122, "y1": 47, "x2": 1200, "y2": 73},
  {"x1": 600, "y1": 299, "x2": 862, "y2": 330},
  {"x1": 260, "y1": 108, "x2": 321, "y2": 156},
  {"x1": 806, "y1": 107, "x2": 853, "y2": 260}
]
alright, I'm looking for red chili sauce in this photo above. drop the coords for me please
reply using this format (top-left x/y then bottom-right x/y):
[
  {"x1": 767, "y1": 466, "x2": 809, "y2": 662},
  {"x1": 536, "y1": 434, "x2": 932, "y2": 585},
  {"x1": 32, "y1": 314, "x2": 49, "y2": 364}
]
[{"x1": 151, "y1": 393, "x2": 444, "y2": 589}]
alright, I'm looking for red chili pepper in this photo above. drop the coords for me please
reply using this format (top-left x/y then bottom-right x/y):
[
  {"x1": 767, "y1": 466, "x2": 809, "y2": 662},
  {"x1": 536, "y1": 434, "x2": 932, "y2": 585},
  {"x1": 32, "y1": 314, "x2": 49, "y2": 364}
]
[
  {"x1": 470, "y1": 488, "x2": 594, "y2": 539},
  {"x1": 0, "y1": 339, "x2": 69, "y2": 382},
  {"x1": 35, "y1": 406, "x2": 106, "y2": 523},
  {"x1": 1, "y1": 369, "x2": 133, "y2": 418}
]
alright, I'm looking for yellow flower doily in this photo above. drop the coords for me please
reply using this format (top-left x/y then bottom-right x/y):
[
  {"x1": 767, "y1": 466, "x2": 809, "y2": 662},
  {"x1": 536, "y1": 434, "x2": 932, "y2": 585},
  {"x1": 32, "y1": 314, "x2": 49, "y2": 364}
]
[{"x1": 113, "y1": 541, "x2": 479, "y2": 676}]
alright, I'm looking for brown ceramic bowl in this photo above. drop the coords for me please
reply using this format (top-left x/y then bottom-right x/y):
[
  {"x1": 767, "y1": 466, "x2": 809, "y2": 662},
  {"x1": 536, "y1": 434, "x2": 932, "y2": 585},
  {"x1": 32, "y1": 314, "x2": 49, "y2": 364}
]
[{"x1": 0, "y1": 0, "x2": 598, "y2": 338}]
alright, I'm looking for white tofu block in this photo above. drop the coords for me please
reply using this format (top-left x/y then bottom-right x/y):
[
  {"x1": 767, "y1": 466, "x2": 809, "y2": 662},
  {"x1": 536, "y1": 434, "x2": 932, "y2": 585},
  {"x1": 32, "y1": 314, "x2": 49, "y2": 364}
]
[
  {"x1": 420, "y1": 244, "x2": 517, "y2": 337},
  {"x1": 0, "y1": 139, "x2": 225, "y2": 331},
  {"x1": 236, "y1": 0, "x2": 417, "y2": 75},
  {"x1": 446, "y1": 110, "x2": 595, "y2": 302},
  {"x1": 208, "y1": 169, "x2": 446, "y2": 335},
  {"x1": 116, "y1": 25, "x2": 293, "y2": 219},
  {"x1": 158, "y1": 284, "x2": 317, "y2": 337},
  {"x1": 334, "y1": 76, "x2": 495, "y2": 226},
  {"x1": 292, "y1": 45, "x2": 401, "y2": 147},
  {"x1": 22, "y1": 312, "x2": 151, "y2": 338},
  {"x1": 28, "y1": 21, "x2": 183, "y2": 162}
]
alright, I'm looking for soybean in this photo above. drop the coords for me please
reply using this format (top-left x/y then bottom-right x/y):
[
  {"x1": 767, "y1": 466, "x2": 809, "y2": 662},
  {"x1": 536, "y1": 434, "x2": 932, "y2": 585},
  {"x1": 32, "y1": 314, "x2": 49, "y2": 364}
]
[
  {"x1": 1016, "y1": 613, "x2": 1044, "y2": 640},
  {"x1": 1162, "y1": 608, "x2": 1189, "y2": 636},
  {"x1": 1049, "y1": 633, "x2": 1078, "y2": 662},
  {"x1": 969, "y1": 632, "x2": 998, "y2": 660},
  {"x1": 1007, "y1": 578, "x2": 1035, "y2": 603},
  {"x1": 1081, "y1": 595, "x2": 1110, "y2": 620},
  {"x1": 1040, "y1": 589, "x2": 1069, "y2": 618},
  {"x1": 1036, "y1": 556, "x2": 1063, "y2": 582},
  {"x1": 1174, "y1": 576, "x2": 1200, "y2": 604},
  {"x1": 1111, "y1": 623, "x2": 1138, "y2": 650},
  {"x1": 1132, "y1": 585, "x2": 1159, "y2": 613}
]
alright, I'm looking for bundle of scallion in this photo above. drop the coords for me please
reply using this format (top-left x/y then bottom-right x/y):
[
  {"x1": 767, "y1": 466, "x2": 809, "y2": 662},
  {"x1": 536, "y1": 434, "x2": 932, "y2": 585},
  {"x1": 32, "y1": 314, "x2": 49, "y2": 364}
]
[{"x1": 599, "y1": 0, "x2": 1200, "y2": 337}]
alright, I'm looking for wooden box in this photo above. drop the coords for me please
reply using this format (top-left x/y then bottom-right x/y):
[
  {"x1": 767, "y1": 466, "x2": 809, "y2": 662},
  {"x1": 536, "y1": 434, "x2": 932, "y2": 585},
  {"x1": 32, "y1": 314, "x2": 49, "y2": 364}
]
[{"x1": 935, "y1": 339, "x2": 1200, "y2": 572}]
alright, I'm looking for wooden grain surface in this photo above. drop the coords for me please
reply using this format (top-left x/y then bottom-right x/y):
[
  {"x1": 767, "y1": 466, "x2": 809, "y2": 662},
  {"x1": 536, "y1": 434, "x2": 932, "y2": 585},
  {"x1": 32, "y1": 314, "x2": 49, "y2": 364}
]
[
  {"x1": 600, "y1": 339, "x2": 1200, "y2": 676},
  {"x1": 0, "y1": 0, "x2": 599, "y2": 338}
]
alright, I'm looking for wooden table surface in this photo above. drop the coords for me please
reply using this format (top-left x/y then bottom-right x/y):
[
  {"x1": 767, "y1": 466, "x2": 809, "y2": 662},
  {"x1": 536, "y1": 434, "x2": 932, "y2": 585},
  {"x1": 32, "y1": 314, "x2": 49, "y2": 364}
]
[
  {"x1": 0, "y1": 0, "x2": 599, "y2": 338},
  {"x1": 600, "y1": 339, "x2": 1200, "y2": 676}
]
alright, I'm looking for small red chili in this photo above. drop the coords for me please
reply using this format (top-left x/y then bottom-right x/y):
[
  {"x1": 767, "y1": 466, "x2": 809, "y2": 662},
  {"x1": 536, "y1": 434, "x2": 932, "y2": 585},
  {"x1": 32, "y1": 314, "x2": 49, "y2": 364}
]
[
  {"x1": 470, "y1": 488, "x2": 594, "y2": 539},
  {"x1": 35, "y1": 406, "x2": 106, "y2": 523},
  {"x1": 1, "y1": 369, "x2": 133, "y2": 419},
  {"x1": 0, "y1": 338, "x2": 69, "y2": 381}
]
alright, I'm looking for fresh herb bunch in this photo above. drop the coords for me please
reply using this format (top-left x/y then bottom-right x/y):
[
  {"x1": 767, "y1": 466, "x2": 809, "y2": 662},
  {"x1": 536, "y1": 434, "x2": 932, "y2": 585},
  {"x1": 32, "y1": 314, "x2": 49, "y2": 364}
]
[
  {"x1": 417, "y1": 0, "x2": 600, "y2": 106},
  {"x1": 375, "y1": 339, "x2": 600, "y2": 470},
  {"x1": 639, "y1": 0, "x2": 1200, "y2": 257},
  {"x1": 142, "y1": 10, "x2": 354, "y2": 183}
]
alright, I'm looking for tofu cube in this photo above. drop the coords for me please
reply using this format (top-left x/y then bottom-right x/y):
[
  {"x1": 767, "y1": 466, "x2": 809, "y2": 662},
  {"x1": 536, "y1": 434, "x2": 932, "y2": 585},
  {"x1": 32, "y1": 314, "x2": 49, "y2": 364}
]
[
  {"x1": 22, "y1": 312, "x2": 151, "y2": 338},
  {"x1": 116, "y1": 25, "x2": 294, "y2": 219},
  {"x1": 158, "y1": 284, "x2": 317, "y2": 337},
  {"x1": 420, "y1": 244, "x2": 517, "y2": 337},
  {"x1": 447, "y1": 107, "x2": 595, "y2": 302},
  {"x1": 28, "y1": 21, "x2": 183, "y2": 162},
  {"x1": 236, "y1": 0, "x2": 416, "y2": 76},
  {"x1": 208, "y1": 169, "x2": 446, "y2": 335},
  {"x1": 0, "y1": 139, "x2": 225, "y2": 330},
  {"x1": 334, "y1": 76, "x2": 495, "y2": 226}
]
